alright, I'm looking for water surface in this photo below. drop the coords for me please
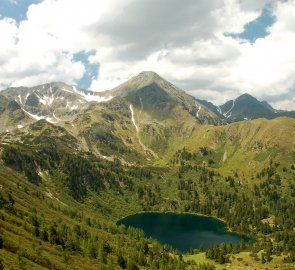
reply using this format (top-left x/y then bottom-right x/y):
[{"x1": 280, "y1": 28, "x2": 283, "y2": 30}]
[{"x1": 118, "y1": 212, "x2": 250, "y2": 253}]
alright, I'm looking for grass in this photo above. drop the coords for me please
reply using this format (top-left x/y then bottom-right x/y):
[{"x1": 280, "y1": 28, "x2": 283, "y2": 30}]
[
  {"x1": 229, "y1": 252, "x2": 294, "y2": 270},
  {"x1": 184, "y1": 252, "x2": 295, "y2": 270},
  {"x1": 184, "y1": 253, "x2": 226, "y2": 270}
]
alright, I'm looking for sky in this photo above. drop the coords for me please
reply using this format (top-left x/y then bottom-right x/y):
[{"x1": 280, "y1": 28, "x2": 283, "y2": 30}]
[{"x1": 0, "y1": 0, "x2": 294, "y2": 110}]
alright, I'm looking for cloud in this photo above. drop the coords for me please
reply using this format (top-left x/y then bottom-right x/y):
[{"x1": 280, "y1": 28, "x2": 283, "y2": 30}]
[
  {"x1": 271, "y1": 97, "x2": 295, "y2": 111},
  {"x1": 0, "y1": 0, "x2": 294, "y2": 110},
  {"x1": 88, "y1": 1, "x2": 222, "y2": 60},
  {"x1": 223, "y1": 1, "x2": 295, "y2": 99}
]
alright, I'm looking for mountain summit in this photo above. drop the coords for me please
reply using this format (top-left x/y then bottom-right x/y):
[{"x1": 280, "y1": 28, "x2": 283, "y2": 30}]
[
  {"x1": 108, "y1": 71, "x2": 187, "y2": 98},
  {"x1": 220, "y1": 93, "x2": 294, "y2": 122},
  {"x1": 108, "y1": 71, "x2": 221, "y2": 124}
]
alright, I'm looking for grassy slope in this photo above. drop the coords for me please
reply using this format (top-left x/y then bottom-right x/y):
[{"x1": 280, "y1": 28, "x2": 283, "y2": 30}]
[
  {"x1": 0, "y1": 163, "x2": 163, "y2": 270},
  {"x1": 1, "y1": 116, "x2": 295, "y2": 269},
  {"x1": 184, "y1": 252, "x2": 295, "y2": 270},
  {"x1": 182, "y1": 117, "x2": 295, "y2": 175},
  {"x1": 0, "y1": 165, "x2": 108, "y2": 270}
]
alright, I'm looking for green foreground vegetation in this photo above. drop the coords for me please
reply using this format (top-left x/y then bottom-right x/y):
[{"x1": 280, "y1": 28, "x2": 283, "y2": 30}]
[{"x1": 1, "y1": 83, "x2": 295, "y2": 270}]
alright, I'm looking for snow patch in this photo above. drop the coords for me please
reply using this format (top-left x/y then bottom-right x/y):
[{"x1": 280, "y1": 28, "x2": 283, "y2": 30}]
[
  {"x1": 25, "y1": 93, "x2": 30, "y2": 103},
  {"x1": 72, "y1": 86, "x2": 77, "y2": 92},
  {"x1": 196, "y1": 105, "x2": 201, "y2": 118},
  {"x1": 38, "y1": 97, "x2": 47, "y2": 105},
  {"x1": 66, "y1": 101, "x2": 79, "y2": 110},
  {"x1": 217, "y1": 106, "x2": 222, "y2": 114},
  {"x1": 53, "y1": 113, "x2": 61, "y2": 121},
  {"x1": 18, "y1": 95, "x2": 23, "y2": 105},
  {"x1": 73, "y1": 85, "x2": 113, "y2": 103},
  {"x1": 48, "y1": 84, "x2": 54, "y2": 105},
  {"x1": 22, "y1": 108, "x2": 57, "y2": 124},
  {"x1": 22, "y1": 108, "x2": 45, "y2": 120},
  {"x1": 129, "y1": 104, "x2": 158, "y2": 158},
  {"x1": 61, "y1": 88, "x2": 74, "y2": 94},
  {"x1": 35, "y1": 91, "x2": 54, "y2": 106},
  {"x1": 224, "y1": 99, "x2": 235, "y2": 118},
  {"x1": 70, "y1": 105, "x2": 78, "y2": 111},
  {"x1": 130, "y1": 104, "x2": 139, "y2": 133}
]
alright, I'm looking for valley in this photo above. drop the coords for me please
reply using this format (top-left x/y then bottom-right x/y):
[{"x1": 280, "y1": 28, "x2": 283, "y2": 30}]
[{"x1": 0, "y1": 72, "x2": 295, "y2": 270}]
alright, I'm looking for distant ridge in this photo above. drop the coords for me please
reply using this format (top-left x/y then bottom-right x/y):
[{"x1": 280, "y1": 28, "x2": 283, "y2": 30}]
[
  {"x1": 219, "y1": 93, "x2": 295, "y2": 122},
  {"x1": 1, "y1": 72, "x2": 295, "y2": 133}
]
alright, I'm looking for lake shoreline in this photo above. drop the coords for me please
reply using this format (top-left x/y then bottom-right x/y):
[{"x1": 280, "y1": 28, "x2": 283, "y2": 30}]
[
  {"x1": 118, "y1": 211, "x2": 252, "y2": 253},
  {"x1": 117, "y1": 210, "x2": 252, "y2": 240}
]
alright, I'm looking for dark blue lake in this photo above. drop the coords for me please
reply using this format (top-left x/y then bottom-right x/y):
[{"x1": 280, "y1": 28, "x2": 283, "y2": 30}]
[{"x1": 118, "y1": 212, "x2": 250, "y2": 253}]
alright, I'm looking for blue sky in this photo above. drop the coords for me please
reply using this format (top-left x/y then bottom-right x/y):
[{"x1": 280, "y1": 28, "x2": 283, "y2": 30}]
[
  {"x1": 73, "y1": 51, "x2": 99, "y2": 90},
  {"x1": 0, "y1": 0, "x2": 41, "y2": 23},
  {"x1": 227, "y1": 5, "x2": 276, "y2": 43},
  {"x1": 239, "y1": 6, "x2": 275, "y2": 42}
]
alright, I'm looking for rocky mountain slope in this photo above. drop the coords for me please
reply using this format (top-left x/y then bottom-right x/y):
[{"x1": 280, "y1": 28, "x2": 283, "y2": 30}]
[
  {"x1": 0, "y1": 72, "x2": 224, "y2": 161},
  {"x1": 1, "y1": 82, "x2": 111, "y2": 132},
  {"x1": 107, "y1": 71, "x2": 221, "y2": 124}
]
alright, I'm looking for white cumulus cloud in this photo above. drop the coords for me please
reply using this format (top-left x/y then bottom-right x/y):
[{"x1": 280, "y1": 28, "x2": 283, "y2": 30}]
[{"x1": 0, "y1": 0, "x2": 294, "y2": 110}]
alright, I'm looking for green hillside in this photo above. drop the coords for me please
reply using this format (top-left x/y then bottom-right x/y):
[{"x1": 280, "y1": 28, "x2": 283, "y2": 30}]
[
  {"x1": 1, "y1": 74, "x2": 295, "y2": 269},
  {"x1": 1, "y1": 115, "x2": 295, "y2": 269}
]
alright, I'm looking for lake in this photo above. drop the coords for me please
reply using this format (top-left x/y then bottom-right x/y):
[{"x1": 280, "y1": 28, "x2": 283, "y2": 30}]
[{"x1": 118, "y1": 212, "x2": 250, "y2": 253}]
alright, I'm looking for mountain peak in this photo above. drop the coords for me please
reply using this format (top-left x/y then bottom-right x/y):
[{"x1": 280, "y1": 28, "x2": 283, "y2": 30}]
[
  {"x1": 137, "y1": 70, "x2": 161, "y2": 78},
  {"x1": 236, "y1": 93, "x2": 258, "y2": 102},
  {"x1": 108, "y1": 71, "x2": 170, "y2": 98},
  {"x1": 127, "y1": 71, "x2": 165, "y2": 86},
  {"x1": 107, "y1": 71, "x2": 221, "y2": 124},
  {"x1": 220, "y1": 93, "x2": 283, "y2": 122}
]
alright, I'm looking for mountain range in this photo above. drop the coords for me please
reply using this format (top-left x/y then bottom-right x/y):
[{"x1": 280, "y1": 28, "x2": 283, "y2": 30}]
[
  {"x1": 1, "y1": 71, "x2": 295, "y2": 269},
  {"x1": 1, "y1": 71, "x2": 294, "y2": 135},
  {"x1": 1, "y1": 71, "x2": 295, "y2": 166}
]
